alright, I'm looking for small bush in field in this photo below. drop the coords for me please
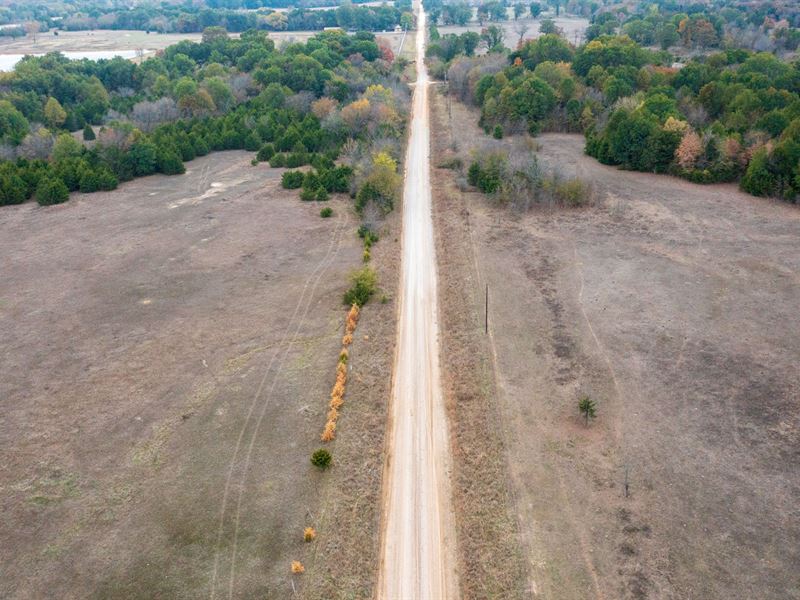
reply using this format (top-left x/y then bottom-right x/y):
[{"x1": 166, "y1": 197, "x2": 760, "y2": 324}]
[
  {"x1": 250, "y1": 158, "x2": 258, "y2": 166},
  {"x1": 256, "y1": 143, "x2": 275, "y2": 162},
  {"x1": 556, "y1": 179, "x2": 592, "y2": 206},
  {"x1": 363, "y1": 248, "x2": 371, "y2": 262},
  {"x1": 493, "y1": 125, "x2": 503, "y2": 139},
  {"x1": 579, "y1": 395, "x2": 596, "y2": 426},
  {"x1": 302, "y1": 171, "x2": 320, "y2": 190},
  {"x1": 315, "y1": 187, "x2": 329, "y2": 201},
  {"x1": 438, "y1": 156, "x2": 462, "y2": 170},
  {"x1": 343, "y1": 267, "x2": 377, "y2": 306},
  {"x1": 304, "y1": 527, "x2": 316, "y2": 542},
  {"x1": 269, "y1": 153, "x2": 286, "y2": 168},
  {"x1": 281, "y1": 170, "x2": 304, "y2": 189},
  {"x1": 300, "y1": 187, "x2": 316, "y2": 201},
  {"x1": 467, "y1": 161, "x2": 481, "y2": 186},
  {"x1": 339, "y1": 348, "x2": 348, "y2": 364},
  {"x1": 36, "y1": 178, "x2": 69, "y2": 206},
  {"x1": 357, "y1": 225, "x2": 379, "y2": 244},
  {"x1": 310, "y1": 448, "x2": 332, "y2": 469},
  {"x1": 291, "y1": 561, "x2": 305, "y2": 574},
  {"x1": 285, "y1": 152, "x2": 308, "y2": 168},
  {"x1": 364, "y1": 231, "x2": 378, "y2": 246},
  {"x1": 320, "y1": 207, "x2": 333, "y2": 218}
]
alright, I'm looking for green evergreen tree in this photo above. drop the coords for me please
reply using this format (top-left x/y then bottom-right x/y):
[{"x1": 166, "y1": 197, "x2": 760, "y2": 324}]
[
  {"x1": 578, "y1": 395, "x2": 597, "y2": 426},
  {"x1": 36, "y1": 177, "x2": 70, "y2": 206}
]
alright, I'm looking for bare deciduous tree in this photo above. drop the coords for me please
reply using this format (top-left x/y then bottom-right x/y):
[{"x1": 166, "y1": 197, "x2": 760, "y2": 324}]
[
  {"x1": 18, "y1": 126, "x2": 54, "y2": 159},
  {"x1": 286, "y1": 91, "x2": 315, "y2": 113},
  {"x1": 229, "y1": 73, "x2": 254, "y2": 103},
  {"x1": 96, "y1": 126, "x2": 133, "y2": 150},
  {"x1": 0, "y1": 143, "x2": 16, "y2": 161},
  {"x1": 513, "y1": 20, "x2": 531, "y2": 46},
  {"x1": 131, "y1": 97, "x2": 179, "y2": 132},
  {"x1": 24, "y1": 21, "x2": 39, "y2": 44}
]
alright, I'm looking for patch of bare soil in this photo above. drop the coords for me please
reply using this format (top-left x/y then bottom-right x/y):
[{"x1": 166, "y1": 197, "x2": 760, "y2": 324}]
[
  {"x1": 430, "y1": 88, "x2": 529, "y2": 599},
  {"x1": 0, "y1": 151, "x2": 388, "y2": 598},
  {"x1": 434, "y1": 91, "x2": 800, "y2": 599}
]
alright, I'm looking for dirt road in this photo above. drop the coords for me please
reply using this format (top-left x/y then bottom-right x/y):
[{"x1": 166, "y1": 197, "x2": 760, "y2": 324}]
[{"x1": 377, "y1": 3, "x2": 457, "y2": 598}]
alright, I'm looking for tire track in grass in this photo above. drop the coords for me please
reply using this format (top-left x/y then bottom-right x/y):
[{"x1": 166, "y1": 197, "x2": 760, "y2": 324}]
[
  {"x1": 225, "y1": 206, "x2": 350, "y2": 598},
  {"x1": 209, "y1": 207, "x2": 348, "y2": 599}
]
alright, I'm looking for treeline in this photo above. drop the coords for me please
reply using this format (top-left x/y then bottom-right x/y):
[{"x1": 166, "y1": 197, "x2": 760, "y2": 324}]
[
  {"x1": 0, "y1": 28, "x2": 407, "y2": 206},
  {"x1": 423, "y1": 0, "x2": 598, "y2": 25},
  {"x1": 57, "y1": 5, "x2": 402, "y2": 34},
  {"x1": 3, "y1": 0, "x2": 406, "y2": 34},
  {"x1": 589, "y1": 0, "x2": 800, "y2": 53},
  {"x1": 0, "y1": 0, "x2": 384, "y2": 25},
  {"x1": 437, "y1": 31, "x2": 800, "y2": 201}
]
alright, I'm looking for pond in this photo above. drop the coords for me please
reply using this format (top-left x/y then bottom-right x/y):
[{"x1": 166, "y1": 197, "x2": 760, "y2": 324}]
[{"x1": 0, "y1": 49, "x2": 150, "y2": 71}]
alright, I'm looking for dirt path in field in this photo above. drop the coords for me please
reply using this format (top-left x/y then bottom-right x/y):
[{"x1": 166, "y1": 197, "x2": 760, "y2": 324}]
[
  {"x1": 377, "y1": 3, "x2": 458, "y2": 598},
  {"x1": 208, "y1": 207, "x2": 350, "y2": 600}
]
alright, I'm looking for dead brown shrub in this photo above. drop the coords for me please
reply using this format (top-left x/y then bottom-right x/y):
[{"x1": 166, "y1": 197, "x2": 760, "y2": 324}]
[{"x1": 321, "y1": 420, "x2": 336, "y2": 442}]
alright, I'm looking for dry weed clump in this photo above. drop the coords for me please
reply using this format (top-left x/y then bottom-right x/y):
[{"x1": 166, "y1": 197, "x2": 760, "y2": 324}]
[
  {"x1": 319, "y1": 303, "x2": 362, "y2": 442},
  {"x1": 304, "y1": 527, "x2": 316, "y2": 542},
  {"x1": 321, "y1": 420, "x2": 336, "y2": 442},
  {"x1": 291, "y1": 561, "x2": 305, "y2": 574},
  {"x1": 346, "y1": 303, "x2": 360, "y2": 333},
  {"x1": 331, "y1": 379, "x2": 345, "y2": 399}
]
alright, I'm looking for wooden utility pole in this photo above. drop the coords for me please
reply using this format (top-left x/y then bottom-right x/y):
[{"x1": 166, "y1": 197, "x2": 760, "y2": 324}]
[{"x1": 624, "y1": 464, "x2": 630, "y2": 498}]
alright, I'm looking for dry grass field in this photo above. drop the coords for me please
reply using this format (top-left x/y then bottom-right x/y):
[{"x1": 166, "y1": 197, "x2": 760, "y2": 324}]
[
  {"x1": 0, "y1": 30, "x2": 208, "y2": 55},
  {"x1": 437, "y1": 15, "x2": 589, "y2": 49},
  {"x1": 432, "y1": 90, "x2": 800, "y2": 599},
  {"x1": 0, "y1": 151, "x2": 398, "y2": 599},
  {"x1": 0, "y1": 29, "x2": 407, "y2": 60}
]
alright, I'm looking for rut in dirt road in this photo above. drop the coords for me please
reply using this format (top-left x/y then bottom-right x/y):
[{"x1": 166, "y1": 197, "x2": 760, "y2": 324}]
[{"x1": 377, "y1": 2, "x2": 458, "y2": 599}]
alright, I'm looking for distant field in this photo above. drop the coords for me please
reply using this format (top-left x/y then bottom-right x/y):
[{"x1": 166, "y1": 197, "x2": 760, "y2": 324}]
[
  {"x1": 437, "y1": 15, "x2": 589, "y2": 49},
  {"x1": 0, "y1": 29, "x2": 208, "y2": 55},
  {"x1": 0, "y1": 28, "x2": 407, "y2": 66}
]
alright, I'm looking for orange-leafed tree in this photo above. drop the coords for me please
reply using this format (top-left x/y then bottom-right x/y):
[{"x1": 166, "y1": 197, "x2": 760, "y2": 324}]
[{"x1": 675, "y1": 129, "x2": 702, "y2": 169}]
